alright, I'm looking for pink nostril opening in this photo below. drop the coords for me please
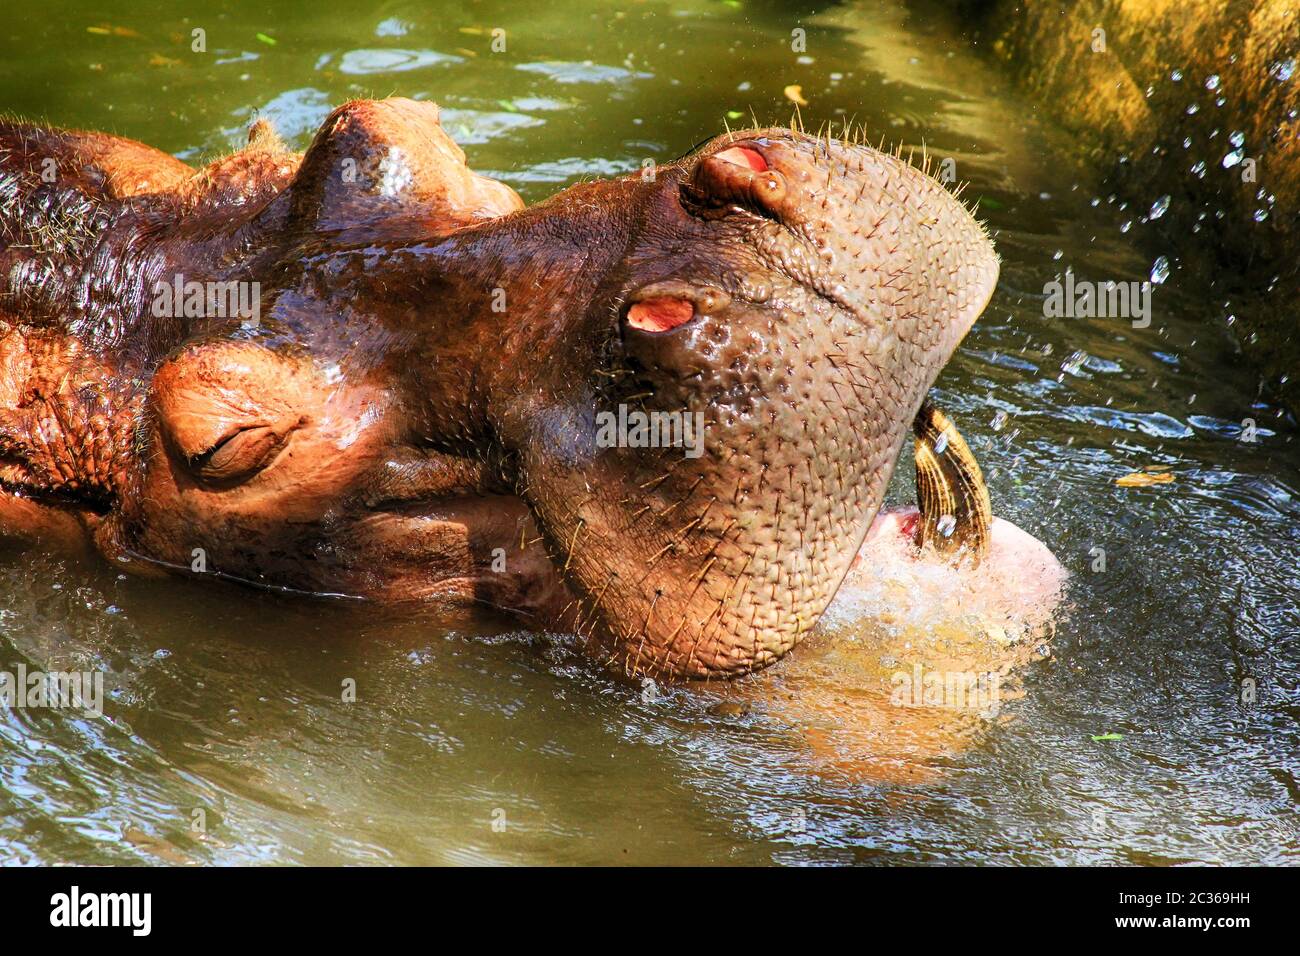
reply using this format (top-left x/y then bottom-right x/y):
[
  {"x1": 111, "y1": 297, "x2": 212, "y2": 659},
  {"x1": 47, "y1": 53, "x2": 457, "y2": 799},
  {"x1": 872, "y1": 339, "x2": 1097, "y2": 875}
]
[
  {"x1": 627, "y1": 297, "x2": 696, "y2": 333},
  {"x1": 714, "y1": 146, "x2": 768, "y2": 172}
]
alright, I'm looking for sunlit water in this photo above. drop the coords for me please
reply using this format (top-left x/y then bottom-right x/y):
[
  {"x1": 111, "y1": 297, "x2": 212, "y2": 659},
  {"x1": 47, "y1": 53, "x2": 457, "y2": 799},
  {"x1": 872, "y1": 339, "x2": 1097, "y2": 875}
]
[{"x1": 1, "y1": 0, "x2": 1296, "y2": 865}]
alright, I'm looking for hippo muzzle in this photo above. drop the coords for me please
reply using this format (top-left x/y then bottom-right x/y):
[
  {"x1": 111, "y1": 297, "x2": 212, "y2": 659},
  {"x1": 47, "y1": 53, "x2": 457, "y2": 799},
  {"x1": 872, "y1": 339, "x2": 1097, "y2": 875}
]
[{"x1": 490, "y1": 130, "x2": 999, "y2": 677}]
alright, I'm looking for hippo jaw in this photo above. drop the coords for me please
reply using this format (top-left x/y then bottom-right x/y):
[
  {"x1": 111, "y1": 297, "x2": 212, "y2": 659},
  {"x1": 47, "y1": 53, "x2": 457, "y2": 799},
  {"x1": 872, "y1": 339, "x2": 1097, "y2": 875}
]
[{"x1": 489, "y1": 130, "x2": 1000, "y2": 679}]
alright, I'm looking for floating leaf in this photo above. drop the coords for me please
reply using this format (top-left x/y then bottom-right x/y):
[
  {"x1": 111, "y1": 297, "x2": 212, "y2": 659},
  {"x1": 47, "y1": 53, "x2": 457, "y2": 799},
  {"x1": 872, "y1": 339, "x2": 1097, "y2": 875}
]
[
  {"x1": 726, "y1": 110, "x2": 744, "y2": 120},
  {"x1": 89, "y1": 25, "x2": 142, "y2": 38},
  {"x1": 497, "y1": 99, "x2": 518, "y2": 112},
  {"x1": 255, "y1": 32, "x2": 277, "y2": 46},
  {"x1": 708, "y1": 700, "x2": 751, "y2": 717},
  {"x1": 1091, "y1": 732, "x2": 1124, "y2": 741},
  {"x1": 1116, "y1": 470, "x2": 1175, "y2": 487},
  {"x1": 783, "y1": 84, "x2": 809, "y2": 106},
  {"x1": 122, "y1": 825, "x2": 193, "y2": 864}
]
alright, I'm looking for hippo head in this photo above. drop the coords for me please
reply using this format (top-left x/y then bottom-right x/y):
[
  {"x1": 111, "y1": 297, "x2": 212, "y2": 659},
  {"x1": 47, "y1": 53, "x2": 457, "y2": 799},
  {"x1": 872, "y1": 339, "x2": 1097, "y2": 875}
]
[{"x1": 102, "y1": 102, "x2": 996, "y2": 679}]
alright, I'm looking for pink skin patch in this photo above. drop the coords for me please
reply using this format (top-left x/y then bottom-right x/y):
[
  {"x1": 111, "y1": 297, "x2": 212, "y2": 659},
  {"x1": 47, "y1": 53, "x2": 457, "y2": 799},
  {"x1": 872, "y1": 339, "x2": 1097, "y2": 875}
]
[
  {"x1": 627, "y1": 296, "x2": 696, "y2": 332},
  {"x1": 894, "y1": 510, "x2": 920, "y2": 542},
  {"x1": 843, "y1": 505, "x2": 1067, "y2": 633},
  {"x1": 713, "y1": 146, "x2": 768, "y2": 171}
]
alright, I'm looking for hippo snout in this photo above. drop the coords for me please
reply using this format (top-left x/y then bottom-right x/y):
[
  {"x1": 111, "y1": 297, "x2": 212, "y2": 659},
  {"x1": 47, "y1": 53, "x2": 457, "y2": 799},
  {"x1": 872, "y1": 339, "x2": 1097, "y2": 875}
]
[{"x1": 509, "y1": 128, "x2": 1001, "y2": 678}]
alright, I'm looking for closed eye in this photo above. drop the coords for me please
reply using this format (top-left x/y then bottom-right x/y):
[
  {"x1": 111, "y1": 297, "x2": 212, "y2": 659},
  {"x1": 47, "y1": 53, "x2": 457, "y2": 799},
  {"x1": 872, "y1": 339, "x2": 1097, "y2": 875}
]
[{"x1": 186, "y1": 419, "x2": 302, "y2": 485}]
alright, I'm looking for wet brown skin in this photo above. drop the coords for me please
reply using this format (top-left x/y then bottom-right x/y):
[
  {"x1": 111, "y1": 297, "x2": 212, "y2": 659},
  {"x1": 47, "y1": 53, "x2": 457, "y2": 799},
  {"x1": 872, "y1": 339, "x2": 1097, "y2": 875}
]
[{"x1": 0, "y1": 98, "x2": 998, "y2": 679}]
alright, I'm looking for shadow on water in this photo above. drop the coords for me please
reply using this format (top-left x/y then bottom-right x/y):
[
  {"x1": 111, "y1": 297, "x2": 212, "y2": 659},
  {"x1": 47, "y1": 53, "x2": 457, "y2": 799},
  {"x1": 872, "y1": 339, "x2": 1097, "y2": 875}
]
[{"x1": 0, "y1": 0, "x2": 1296, "y2": 864}]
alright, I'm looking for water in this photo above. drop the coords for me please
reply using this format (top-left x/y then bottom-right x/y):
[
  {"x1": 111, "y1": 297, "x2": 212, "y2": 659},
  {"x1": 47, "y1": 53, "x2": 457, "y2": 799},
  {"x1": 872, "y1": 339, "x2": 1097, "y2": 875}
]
[{"x1": 1, "y1": 0, "x2": 1297, "y2": 865}]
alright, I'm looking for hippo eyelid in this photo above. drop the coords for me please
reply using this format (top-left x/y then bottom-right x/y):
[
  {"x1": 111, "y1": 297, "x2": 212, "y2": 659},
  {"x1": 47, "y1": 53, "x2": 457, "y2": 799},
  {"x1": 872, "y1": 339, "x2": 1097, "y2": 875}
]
[
  {"x1": 187, "y1": 422, "x2": 268, "y2": 468},
  {"x1": 185, "y1": 417, "x2": 303, "y2": 484}
]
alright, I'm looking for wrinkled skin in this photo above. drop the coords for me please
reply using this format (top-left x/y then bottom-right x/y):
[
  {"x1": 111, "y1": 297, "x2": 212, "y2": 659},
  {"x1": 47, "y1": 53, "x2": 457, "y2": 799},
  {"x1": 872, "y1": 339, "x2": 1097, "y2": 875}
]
[{"x1": 0, "y1": 98, "x2": 1000, "y2": 679}]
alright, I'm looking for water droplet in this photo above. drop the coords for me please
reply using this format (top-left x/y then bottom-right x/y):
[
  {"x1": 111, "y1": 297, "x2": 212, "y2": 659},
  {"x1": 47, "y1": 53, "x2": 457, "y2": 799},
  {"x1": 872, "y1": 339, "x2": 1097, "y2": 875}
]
[
  {"x1": 1170, "y1": 68, "x2": 1184, "y2": 81},
  {"x1": 1149, "y1": 194, "x2": 1171, "y2": 219},
  {"x1": 1150, "y1": 256, "x2": 1171, "y2": 284},
  {"x1": 1061, "y1": 350, "x2": 1088, "y2": 376},
  {"x1": 933, "y1": 430, "x2": 950, "y2": 455},
  {"x1": 1223, "y1": 148, "x2": 1244, "y2": 168},
  {"x1": 1186, "y1": 102, "x2": 1200, "y2": 115},
  {"x1": 1181, "y1": 137, "x2": 1192, "y2": 148},
  {"x1": 936, "y1": 515, "x2": 957, "y2": 538},
  {"x1": 1191, "y1": 160, "x2": 1207, "y2": 178},
  {"x1": 1204, "y1": 74, "x2": 1221, "y2": 90},
  {"x1": 1270, "y1": 58, "x2": 1295, "y2": 82},
  {"x1": 1052, "y1": 249, "x2": 1064, "y2": 260},
  {"x1": 1120, "y1": 220, "x2": 1132, "y2": 233},
  {"x1": 1229, "y1": 130, "x2": 1245, "y2": 148},
  {"x1": 1254, "y1": 208, "x2": 1268, "y2": 222},
  {"x1": 991, "y1": 410, "x2": 1008, "y2": 432}
]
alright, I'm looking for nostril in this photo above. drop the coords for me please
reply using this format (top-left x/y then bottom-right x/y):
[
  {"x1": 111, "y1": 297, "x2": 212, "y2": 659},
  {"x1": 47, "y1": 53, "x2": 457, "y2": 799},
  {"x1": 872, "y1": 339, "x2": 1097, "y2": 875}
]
[
  {"x1": 714, "y1": 146, "x2": 768, "y2": 172},
  {"x1": 686, "y1": 144, "x2": 786, "y2": 219},
  {"x1": 627, "y1": 296, "x2": 696, "y2": 333}
]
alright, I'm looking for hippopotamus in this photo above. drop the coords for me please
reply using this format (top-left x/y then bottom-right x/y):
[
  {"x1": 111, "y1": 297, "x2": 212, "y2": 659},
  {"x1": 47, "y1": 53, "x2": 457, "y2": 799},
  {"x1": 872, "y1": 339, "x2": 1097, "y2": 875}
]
[{"x1": 0, "y1": 97, "x2": 1051, "y2": 681}]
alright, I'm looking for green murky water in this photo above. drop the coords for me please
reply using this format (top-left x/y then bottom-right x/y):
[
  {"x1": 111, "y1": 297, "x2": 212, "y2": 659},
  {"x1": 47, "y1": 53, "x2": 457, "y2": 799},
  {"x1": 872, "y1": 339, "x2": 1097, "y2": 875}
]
[{"x1": 1, "y1": 0, "x2": 1297, "y2": 865}]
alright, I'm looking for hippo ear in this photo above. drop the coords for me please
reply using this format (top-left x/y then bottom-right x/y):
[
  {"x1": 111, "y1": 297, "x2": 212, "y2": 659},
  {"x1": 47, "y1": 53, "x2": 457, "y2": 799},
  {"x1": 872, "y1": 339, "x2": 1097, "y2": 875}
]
[{"x1": 279, "y1": 98, "x2": 523, "y2": 232}]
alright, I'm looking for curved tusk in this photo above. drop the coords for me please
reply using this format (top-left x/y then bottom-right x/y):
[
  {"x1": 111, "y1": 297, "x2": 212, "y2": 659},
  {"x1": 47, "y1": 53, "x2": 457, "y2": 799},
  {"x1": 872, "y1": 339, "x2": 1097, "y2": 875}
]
[{"x1": 912, "y1": 400, "x2": 992, "y2": 564}]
